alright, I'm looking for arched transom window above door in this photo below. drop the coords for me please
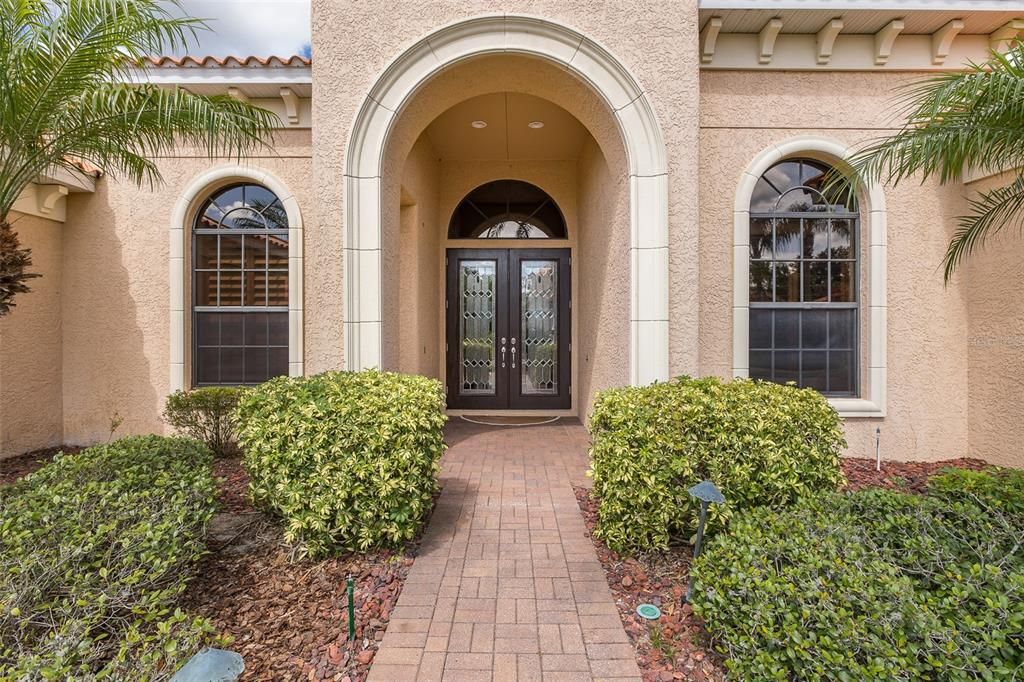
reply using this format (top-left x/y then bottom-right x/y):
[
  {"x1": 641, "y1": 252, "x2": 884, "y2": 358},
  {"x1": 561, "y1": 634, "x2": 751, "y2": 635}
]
[
  {"x1": 748, "y1": 158, "x2": 860, "y2": 397},
  {"x1": 192, "y1": 183, "x2": 290, "y2": 386},
  {"x1": 448, "y1": 180, "x2": 567, "y2": 239}
]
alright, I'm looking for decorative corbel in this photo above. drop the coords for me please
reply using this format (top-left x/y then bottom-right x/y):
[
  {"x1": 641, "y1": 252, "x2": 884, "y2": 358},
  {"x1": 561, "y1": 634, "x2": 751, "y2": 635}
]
[
  {"x1": 37, "y1": 184, "x2": 68, "y2": 215},
  {"x1": 816, "y1": 19, "x2": 844, "y2": 65},
  {"x1": 875, "y1": 19, "x2": 904, "y2": 65},
  {"x1": 758, "y1": 18, "x2": 783, "y2": 65},
  {"x1": 931, "y1": 19, "x2": 964, "y2": 65},
  {"x1": 990, "y1": 19, "x2": 1024, "y2": 53},
  {"x1": 700, "y1": 17, "x2": 723, "y2": 64},
  {"x1": 279, "y1": 87, "x2": 300, "y2": 125}
]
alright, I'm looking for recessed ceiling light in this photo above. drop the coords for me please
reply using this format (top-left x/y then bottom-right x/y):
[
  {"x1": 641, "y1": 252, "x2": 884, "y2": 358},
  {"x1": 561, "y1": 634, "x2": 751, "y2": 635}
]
[
  {"x1": 528, "y1": 120, "x2": 545, "y2": 129},
  {"x1": 471, "y1": 120, "x2": 487, "y2": 129}
]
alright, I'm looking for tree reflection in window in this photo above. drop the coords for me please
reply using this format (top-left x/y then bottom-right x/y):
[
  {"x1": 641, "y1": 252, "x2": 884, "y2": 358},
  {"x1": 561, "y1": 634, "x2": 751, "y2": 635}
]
[
  {"x1": 448, "y1": 180, "x2": 567, "y2": 239},
  {"x1": 748, "y1": 159, "x2": 859, "y2": 397},
  {"x1": 192, "y1": 183, "x2": 289, "y2": 386}
]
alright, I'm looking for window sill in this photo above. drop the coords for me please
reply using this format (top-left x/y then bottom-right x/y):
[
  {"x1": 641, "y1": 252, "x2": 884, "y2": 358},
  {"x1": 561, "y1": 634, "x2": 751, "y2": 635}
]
[{"x1": 829, "y1": 397, "x2": 885, "y2": 418}]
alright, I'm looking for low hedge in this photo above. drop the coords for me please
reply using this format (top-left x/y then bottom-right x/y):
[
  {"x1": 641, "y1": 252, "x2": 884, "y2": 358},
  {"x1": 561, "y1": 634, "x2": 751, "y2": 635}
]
[
  {"x1": 164, "y1": 387, "x2": 244, "y2": 457},
  {"x1": 589, "y1": 376, "x2": 846, "y2": 552},
  {"x1": 928, "y1": 466, "x2": 1024, "y2": 515},
  {"x1": 236, "y1": 370, "x2": 447, "y2": 557},
  {"x1": 692, "y1": 471, "x2": 1024, "y2": 681},
  {"x1": 0, "y1": 436, "x2": 218, "y2": 680}
]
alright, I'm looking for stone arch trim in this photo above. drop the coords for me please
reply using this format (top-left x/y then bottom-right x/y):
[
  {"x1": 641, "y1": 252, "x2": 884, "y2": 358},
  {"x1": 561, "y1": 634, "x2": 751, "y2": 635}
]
[
  {"x1": 732, "y1": 136, "x2": 887, "y2": 417},
  {"x1": 169, "y1": 164, "x2": 305, "y2": 392},
  {"x1": 344, "y1": 14, "x2": 670, "y2": 385}
]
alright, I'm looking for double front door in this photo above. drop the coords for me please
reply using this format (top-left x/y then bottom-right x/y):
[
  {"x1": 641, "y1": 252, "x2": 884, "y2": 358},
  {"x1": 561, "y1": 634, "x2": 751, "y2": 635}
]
[{"x1": 446, "y1": 249, "x2": 570, "y2": 410}]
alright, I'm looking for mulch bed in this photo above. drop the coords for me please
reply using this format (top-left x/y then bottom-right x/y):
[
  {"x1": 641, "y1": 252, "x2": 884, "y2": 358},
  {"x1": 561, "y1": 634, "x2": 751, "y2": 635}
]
[
  {"x1": 181, "y1": 456, "x2": 427, "y2": 682},
  {"x1": 841, "y1": 456, "x2": 990, "y2": 492},
  {"x1": 575, "y1": 456, "x2": 996, "y2": 682},
  {"x1": 0, "y1": 445, "x2": 82, "y2": 485}
]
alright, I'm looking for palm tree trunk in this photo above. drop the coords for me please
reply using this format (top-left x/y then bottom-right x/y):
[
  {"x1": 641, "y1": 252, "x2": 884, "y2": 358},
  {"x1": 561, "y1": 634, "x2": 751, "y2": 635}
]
[{"x1": 0, "y1": 219, "x2": 40, "y2": 316}]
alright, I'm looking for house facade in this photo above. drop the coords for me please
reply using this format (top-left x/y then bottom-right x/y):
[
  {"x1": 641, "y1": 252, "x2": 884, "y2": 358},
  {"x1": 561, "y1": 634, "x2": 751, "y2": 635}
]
[{"x1": 1, "y1": 1, "x2": 1022, "y2": 466}]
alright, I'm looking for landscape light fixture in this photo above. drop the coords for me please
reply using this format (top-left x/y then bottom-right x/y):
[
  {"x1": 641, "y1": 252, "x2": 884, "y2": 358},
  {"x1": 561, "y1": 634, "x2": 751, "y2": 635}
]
[
  {"x1": 685, "y1": 479, "x2": 725, "y2": 603},
  {"x1": 170, "y1": 648, "x2": 244, "y2": 681},
  {"x1": 347, "y1": 575, "x2": 356, "y2": 641},
  {"x1": 875, "y1": 427, "x2": 882, "y2": 472}
]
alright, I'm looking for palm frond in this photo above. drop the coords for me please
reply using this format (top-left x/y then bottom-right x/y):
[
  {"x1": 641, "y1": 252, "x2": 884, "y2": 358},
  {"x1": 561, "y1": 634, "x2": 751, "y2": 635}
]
[
  {"x1": 838, "y1": 44, "x2": 1024, "y2": 280},
  {"x1": 0, "y1": 0, "x2": 276, "y2": 219},
  {"x1": 850, "y1": 49, "x2": 1024, "y2": 187},
  {"x1": 943, "y1": 175, "x2": 1024, "y2": 282}
]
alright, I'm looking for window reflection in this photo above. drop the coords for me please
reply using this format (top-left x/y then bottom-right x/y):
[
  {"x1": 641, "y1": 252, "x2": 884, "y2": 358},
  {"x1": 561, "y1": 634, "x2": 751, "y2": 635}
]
[
  {"x1": 449, "y1": 180, "x2": 568, "y2": 239},
  {"x1": 748, "y1": 159, "x2": 859, "y2": 396},
  {"x1": 192, "y1": 183, "x2": 290, "y2": 386}
]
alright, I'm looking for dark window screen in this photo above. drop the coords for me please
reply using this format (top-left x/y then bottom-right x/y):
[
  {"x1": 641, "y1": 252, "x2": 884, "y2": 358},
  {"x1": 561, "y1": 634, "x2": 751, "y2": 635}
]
[
  {"x1": 192, "y1": 183, "x2": 289, "y2": 386},
  {"x1": 748, "y1": 159, "x2": 859, "y2": 397}
]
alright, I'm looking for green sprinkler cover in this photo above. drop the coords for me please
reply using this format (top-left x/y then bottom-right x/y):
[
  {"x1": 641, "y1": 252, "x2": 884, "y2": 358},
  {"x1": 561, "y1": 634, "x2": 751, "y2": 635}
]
[{"x1": 636, "y1": 603, "x2": 661, "y2": 620}]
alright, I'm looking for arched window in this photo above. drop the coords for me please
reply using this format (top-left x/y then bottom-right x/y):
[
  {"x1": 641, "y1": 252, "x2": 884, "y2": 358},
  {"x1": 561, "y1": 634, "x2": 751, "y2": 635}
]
[
  {"x1": 748, "y1": 158, "x2": 859, "y2": 396},
  {"x1": 192, "y1": 183, "x2": 289, "y2": 385},
  {"x1": 448, "y1": 180, "x2": 567, "y2": 239}
]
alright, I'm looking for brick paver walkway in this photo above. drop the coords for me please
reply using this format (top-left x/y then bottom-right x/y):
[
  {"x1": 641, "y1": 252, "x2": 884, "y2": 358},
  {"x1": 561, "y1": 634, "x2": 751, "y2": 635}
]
[{"x1": 368, "y1": 418, "x2": 642, "y2": 681}]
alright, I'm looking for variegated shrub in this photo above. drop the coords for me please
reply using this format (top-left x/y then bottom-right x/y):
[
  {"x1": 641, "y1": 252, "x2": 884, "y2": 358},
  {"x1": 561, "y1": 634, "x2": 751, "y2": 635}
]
[
  {"x1": 236, "y1": 370, "x2": 447, "y2": 557},
  {"x1": 589, "y1": 376, "x2": 846, "y2": 552}
]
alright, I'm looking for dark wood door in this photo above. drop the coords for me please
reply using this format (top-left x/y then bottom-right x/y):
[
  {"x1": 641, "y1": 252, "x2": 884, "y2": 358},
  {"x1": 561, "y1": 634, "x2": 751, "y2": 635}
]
[{"x1": 446, "y1": 249, "x2": 570, "y2": 410}]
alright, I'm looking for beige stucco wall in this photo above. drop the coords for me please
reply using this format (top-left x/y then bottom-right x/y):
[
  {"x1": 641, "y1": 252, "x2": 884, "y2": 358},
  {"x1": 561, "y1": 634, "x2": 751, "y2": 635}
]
[
  {"x1": 58, "y1": 130, "x2": 312, "y2": 446},
  {"x1": 700, "y1": 70, "x2": 972, "y2": 461},
  {"x1": 576, "y1": 137, "x2": 629, "y2": 417},
  {"x1": 0, "y1": 213, "x2": 64, "y2": 456},
  {"x1": 965, "y1": 171, "x2": 1023, "y2": 468},
  {"x1": 397, "y1": 135, "x2": 442, "y2": 377},
  {"x1": 311, "y1": 1, "x2": 701, "y2": 379}
]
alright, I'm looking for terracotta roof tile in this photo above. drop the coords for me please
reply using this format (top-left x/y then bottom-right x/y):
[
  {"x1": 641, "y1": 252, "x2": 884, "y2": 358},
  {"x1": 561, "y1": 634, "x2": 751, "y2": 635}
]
[
  {"x1": 66, "y1": 157, "x2": 103, "y2": 178},
  {"x1": 144, "y1": 55, "x2": 311, "y2": 68}
]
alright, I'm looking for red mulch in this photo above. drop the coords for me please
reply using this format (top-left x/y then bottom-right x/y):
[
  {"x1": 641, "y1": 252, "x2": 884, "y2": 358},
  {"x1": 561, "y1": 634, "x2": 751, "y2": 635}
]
[
  {"x1": 0, "y1": 446, "x2": 83, "y2": 485},
  {"x1": 575, "y1": 457, "x2": 995, "y2": 681},
  {"x1": 181, "y1": 456, "x2": 425, "y2": 682},
  {"x1": 574, "y1": 487, "x2": 726, "y2": 682},
  {"x1": 213, "y1": 455, "x2": 256, "y2": 513},
  {"x1": 841, "y1": 456, "x2": 990, "y2": 492}
]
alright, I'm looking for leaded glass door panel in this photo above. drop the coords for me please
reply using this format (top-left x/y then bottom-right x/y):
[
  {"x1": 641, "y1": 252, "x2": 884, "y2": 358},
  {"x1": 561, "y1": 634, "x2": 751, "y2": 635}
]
[
  {"x1": 508, "y1": 250, "x2": 570, "y2": 409},
  {"x1": 446, "y1": 249, "x2": 570, "y2": 410}
]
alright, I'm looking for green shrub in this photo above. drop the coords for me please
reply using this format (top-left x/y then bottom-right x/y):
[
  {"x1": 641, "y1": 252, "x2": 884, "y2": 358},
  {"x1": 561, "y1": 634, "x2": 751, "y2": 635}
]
[
  {"x1": 928, "y1": 466, "x2": 1024, "y2": 515},
  {"x1": 0, "y1": 436, "x2": 218, "y2": 680},
  {"x1": 164, "y1": 387, "x2": 243, "y2": 457},
  {"x1": 692, "y1": 479, "x2": 1024, "y2": 681},
  {"x1": 691, "y1": 498, "x2": 930, "y2": 679},
  {"x1": 236, "y1": 370, "x2": 447, "y2": 557},
  {"x1": 588, "y1": 376, "x2": 846, "y2": 552}
]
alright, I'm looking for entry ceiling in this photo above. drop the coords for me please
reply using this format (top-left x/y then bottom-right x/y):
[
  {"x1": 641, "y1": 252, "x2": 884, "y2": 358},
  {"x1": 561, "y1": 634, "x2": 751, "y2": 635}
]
[{"x1": 424, "y1": 93, "x2": 589, "y2": 162}]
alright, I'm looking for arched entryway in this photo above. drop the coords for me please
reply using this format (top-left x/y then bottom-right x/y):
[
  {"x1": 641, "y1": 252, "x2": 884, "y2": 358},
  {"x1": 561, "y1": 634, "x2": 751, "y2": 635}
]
[{"x1": 343, "y1": 15, "x2": 670, "y2": 404}]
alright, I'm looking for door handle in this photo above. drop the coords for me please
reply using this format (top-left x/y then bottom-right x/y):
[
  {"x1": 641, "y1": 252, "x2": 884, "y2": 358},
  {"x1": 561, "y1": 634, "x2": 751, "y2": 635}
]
[
  {"x1": 510, "y1": 337, "x2": 517, "y2": 369},
  {"x1": 500, "y1": 345, "x2": 506, "y2": 368}
]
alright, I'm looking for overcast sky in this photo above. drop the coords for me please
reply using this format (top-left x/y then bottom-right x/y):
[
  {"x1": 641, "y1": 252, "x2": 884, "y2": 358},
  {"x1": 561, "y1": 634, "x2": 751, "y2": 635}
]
[{"x1": 174, "y1": 1, "x2": 311, "y2": 57}]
